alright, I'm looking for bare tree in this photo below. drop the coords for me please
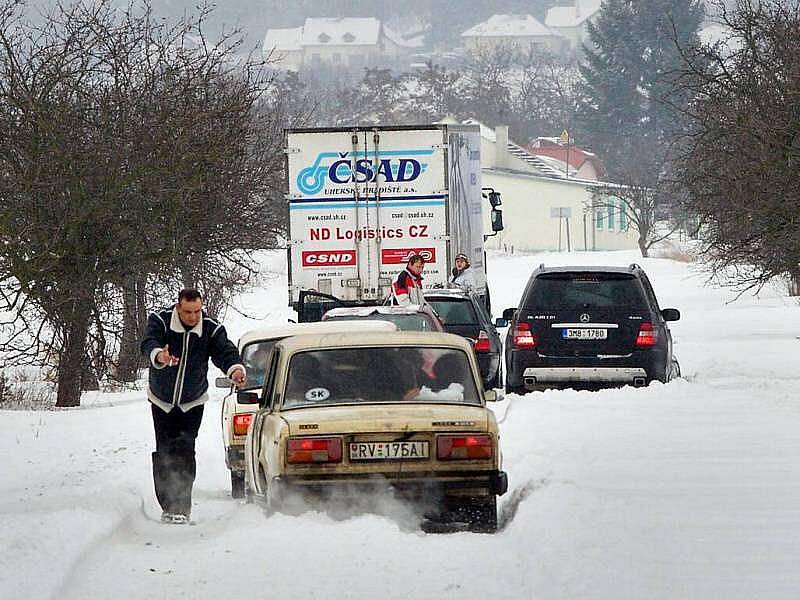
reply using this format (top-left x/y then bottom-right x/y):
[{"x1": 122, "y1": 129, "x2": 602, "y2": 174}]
[
  {"x1": 0, "y1": 1, "x2": 294, "y2": 404},
  {"x1": 672, "y1": 0, "x2": 800, "y2": 294}
]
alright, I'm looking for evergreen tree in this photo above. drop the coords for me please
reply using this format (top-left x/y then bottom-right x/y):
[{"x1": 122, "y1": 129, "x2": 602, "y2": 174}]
[{"x1": 576, "y1": 0, "x2": 704, "y2": 178}]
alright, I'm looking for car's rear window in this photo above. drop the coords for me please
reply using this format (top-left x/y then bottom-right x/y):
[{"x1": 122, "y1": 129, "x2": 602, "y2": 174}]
[
  {"x1": 282, "y1": 346, "x2": 480, "y2": 408},
  {"x1": 241, "y1": 340, "x2": 279, "y2": 390},
  {"x1": 524, "y1": 273, "x2": 648, "y2": 310},
  {"x1": 323, "y1": 313, "x2": 437, "y2": 331},
  {"x1": 426, "y1": 298, "x2": 479, "y2": 326}
]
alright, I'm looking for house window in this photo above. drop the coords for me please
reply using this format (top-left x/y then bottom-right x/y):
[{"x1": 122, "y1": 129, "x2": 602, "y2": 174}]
[
  {"x1": 595, "y1": 208, "x2": 604, "y2": 229},
  {"x1": 618, "y1": 200, "x2": 627, "y2": 230},
  {"x1": 607, "y1": 205, "x2": 615, "y2": 230},
  {"x1": 310, "y1": 53, "x2": 321, "y2": 65},
  {"x1": 332, "y1": 52, "x2": 342, "y2": 64}
]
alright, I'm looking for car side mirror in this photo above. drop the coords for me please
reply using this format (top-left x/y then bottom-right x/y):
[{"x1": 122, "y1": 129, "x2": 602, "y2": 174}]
[
  {"x1": 236, "y1": 390, "x2": 260, "y2": 404},
  {"x1": 484, "y1": 389, "x2": 501, "y2": 402},
  {"x1": 661, "y1": 308, "x2": 680, "y2": 322},
  {"x1": 502, "y1": 307, "x2": 517, "y2": 321},
  {"x1": 215, "y1": 376, "x2": 232, "y2": 388},
  {"x1": 494, "y1": 317, "x2": 508, "y2": 328},
  {"x1": 490, "y1": 208, "x2": 504, "y2": 232}
]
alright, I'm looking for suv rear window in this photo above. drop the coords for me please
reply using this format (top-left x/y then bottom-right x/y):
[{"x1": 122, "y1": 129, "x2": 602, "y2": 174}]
[
  {"x1": 426, "y1": 298, "x2": 478, "y2": 326},
  {"x1": 524, "y1": 273, "x2": 648, "y2": 310}
]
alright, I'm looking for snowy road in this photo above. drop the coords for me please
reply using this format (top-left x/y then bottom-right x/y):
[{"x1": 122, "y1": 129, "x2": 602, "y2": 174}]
[{"x1": 3, "y1": 250, "x2": 800, "y2": 599}]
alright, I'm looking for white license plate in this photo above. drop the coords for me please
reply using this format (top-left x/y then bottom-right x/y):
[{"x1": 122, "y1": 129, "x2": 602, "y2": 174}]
[
  {"x1": 349, "y1": 441, "x2": 429, "y2": 461},
  {"x1": 562, "y1": 328, "x2": 607, "y2": 340}
]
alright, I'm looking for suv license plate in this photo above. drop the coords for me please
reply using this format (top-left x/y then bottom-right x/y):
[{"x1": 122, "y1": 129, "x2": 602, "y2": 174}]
[
  {"x1": 349, "y1": 441, "x2": 429, "y2": 461},
  {"x1": 562, "y1": 328, "x2": 607, "y2": 340}
]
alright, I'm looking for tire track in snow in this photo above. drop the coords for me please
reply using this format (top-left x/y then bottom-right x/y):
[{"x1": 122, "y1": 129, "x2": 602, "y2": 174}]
[{"x1": 498, "y1": 477, "x2": 549, "y2": 531}]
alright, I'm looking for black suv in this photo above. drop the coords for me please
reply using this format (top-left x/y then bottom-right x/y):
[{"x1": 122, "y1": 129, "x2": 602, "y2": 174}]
[{"x1": 501, "y1": 264, "x2": 680, "y2": 394}]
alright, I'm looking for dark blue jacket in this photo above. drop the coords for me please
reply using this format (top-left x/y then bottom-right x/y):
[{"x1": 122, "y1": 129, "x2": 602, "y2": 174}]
[{"x1": 140, "y1": 307, "x2": 243, "y2": 412}]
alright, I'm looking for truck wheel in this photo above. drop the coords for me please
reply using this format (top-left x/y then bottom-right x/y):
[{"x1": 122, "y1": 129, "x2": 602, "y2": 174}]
[{"x1": 230, "y1": 471, "x2": 245, "y2": 499}]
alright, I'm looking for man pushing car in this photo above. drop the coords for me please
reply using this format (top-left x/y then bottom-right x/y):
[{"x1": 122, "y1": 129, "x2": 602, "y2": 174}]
[{"x1": 140, "y1": 288, "x2": 245, "y2": 524}]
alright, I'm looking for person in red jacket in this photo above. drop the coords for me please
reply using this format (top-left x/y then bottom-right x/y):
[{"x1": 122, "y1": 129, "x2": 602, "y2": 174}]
[{"x1": 392, "y1": 254, "x2": 427, "y2": 305}]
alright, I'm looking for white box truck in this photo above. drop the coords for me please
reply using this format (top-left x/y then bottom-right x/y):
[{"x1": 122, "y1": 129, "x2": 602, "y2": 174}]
[{"x1": 285, "y1": 124, "x2": 503, "y2": 321}]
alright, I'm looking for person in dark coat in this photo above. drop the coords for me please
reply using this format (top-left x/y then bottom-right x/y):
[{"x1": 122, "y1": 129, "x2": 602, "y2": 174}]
[{"x1": 140, "y1": 288, "x2": 245, "y2": 524}]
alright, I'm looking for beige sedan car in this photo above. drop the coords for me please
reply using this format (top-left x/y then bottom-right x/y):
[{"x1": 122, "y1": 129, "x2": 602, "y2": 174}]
[
  {"x1": 243, "y1": 331, "x2": 508, "y2": 532},
  {"x1": 216, "y1": 320, "x2": 397, "y2": 498}
]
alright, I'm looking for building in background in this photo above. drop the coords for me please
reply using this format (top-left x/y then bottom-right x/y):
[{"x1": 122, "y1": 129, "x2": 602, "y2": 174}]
[
  {"x1": 461, "y1": 14, "x2": 567, "y2": 56},
  {"x1": 451, "y1": 120, "x2": 637, "y2": 253},
  {"x1": 263, "y1": 17, "x2": 421, "y2": 72},
  {"x1": 545, "y1": 0, "x2": 603, "y2": 52}
]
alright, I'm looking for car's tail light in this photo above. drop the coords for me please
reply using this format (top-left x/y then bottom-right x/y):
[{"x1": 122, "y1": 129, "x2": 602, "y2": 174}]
[
  {"x1": 437, "y1": 434, "x2": 493, "y2": 460},
  {"x1": 635, "y1": 322, "x2": 658, "y2": 347},
  {"x1": 232, "y1": 413, "x2": 253, "y2": 436},
  {"x1": 286, "y1": 437, "x2": 342, "y2": 464},
  {"x1": 512, "y1": 322, "x2": 536, "y2": 348},
  {"x1": 474, "y1": 330, "x2": 491, "y2": 353}
]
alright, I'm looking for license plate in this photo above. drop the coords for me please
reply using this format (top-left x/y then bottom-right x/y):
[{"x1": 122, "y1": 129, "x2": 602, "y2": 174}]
[
  {"x1": 349, "y1": 441, "x2": 429, "y2": 461},
  {"x1": 562, "y1": 328, "x2": 607, "y2": 340}
]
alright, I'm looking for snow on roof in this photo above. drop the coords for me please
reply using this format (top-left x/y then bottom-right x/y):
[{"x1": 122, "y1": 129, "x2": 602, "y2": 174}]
[
  {"x1": 302, "y1": 17, "x2": 381, "y2": 46},
  {"x1": 545, "y1": 0, "x2": 602, "y2": 28},
  {"x1": 462, "y1": 14, "x2": 561, "y2": 38},
  {"x1": 262, "y1": 26, "x2": 303, "y2": 53},
  {"x1": 383, "y1": 24, "x2": 425, "y2": 49}
]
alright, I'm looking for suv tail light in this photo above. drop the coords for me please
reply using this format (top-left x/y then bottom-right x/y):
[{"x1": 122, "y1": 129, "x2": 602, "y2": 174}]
[
  {"x1": 512, "y1": 322, "x2": 536, "y2": 349},
  {"x1": 635, "y1": 322, "x2": 658, "y2": 347},
  {"x1": 437, "y1": 434, "x2": 493, "y2": 460},
  {"x1": 232, "y1": 413, "x2": 253, "y2": 436},
  {"x1": 474, "y1": 330, "x2": 491, "y2": 353},
  {"x1": 287, "y1": 437, "x2": 343, "y2": 464}
]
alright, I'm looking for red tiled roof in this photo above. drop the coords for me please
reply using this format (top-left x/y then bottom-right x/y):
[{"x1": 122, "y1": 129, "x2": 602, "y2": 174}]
[{"x1": 526, "y1": 144, "x2": 602, "y2": 173}]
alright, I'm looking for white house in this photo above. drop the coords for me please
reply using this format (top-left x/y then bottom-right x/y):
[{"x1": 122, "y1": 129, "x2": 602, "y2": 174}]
[
  {"x1": 545, "y1": 0, "x2": 603, "y2": 51},
  {"x1": 263, "y1": 17, "x2": 420, "y2": 71},
  {"x1": 461, "y1": 14, "x2": 567, "y2": 55},
  {"x1": 468, "y1": 121, "x2": 638, "y2": 253}
]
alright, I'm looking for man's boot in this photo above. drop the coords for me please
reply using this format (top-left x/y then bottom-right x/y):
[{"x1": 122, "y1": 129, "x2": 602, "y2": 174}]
[{"x1": 172, "y1": 449, "x2": 196, "y2": 518}]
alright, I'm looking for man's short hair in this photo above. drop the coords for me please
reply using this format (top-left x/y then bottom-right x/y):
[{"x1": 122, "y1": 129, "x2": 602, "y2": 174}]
[
  {"x1": 178, "y1": 288, "x2": 202, "y2": 303},
  {"x1": 407, "y1": 254, "x2": 425, "y2": 266}
]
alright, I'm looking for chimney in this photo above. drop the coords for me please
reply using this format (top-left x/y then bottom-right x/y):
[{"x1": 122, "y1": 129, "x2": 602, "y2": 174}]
[{"x1": 495, "y1": 125, "x2": 509, "y2": 169}]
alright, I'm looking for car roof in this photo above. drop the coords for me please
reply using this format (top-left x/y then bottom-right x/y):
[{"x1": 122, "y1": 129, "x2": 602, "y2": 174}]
[
  {"x1": 275, "y1": 331, "x2": 474, "y2": 354},
  {"x1": 238, "y1": 320, "x2": 397, "y2": 347},
  {"x1": 534, "y1": 265, "x2": 641, "y2": 275},
  {"x1": 423, "y1": 288, "x2": 474, "y2": 299},
  {"x1": 323, "y1": 304, "x2": 432, "y2": 317}
]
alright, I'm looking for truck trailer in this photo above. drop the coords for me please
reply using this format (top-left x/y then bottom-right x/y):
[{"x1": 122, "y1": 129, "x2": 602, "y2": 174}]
[{"x1": 285, "y1": 124, "x2": 502, "y2": 321}]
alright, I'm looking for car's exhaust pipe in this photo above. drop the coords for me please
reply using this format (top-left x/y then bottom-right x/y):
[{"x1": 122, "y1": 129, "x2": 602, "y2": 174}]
[
  {"x1": 633, "y1": 376, "x2": 647, "y2": 387},
  {"x1": 523, "y1": 376, "x2": 537, "y2": 391}
]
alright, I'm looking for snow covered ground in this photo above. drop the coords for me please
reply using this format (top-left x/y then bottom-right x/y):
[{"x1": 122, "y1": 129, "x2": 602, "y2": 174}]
[{"x1": 3, "y1": 248, "x2": 800, "y2": 600}]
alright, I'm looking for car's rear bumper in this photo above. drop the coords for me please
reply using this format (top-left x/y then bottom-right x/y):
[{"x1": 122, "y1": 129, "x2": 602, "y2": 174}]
[
  {"x1": 523, "y1": 366, "x2": 647, "y2": 389},
  {"x1": 477, "y1": 353, "x2": 500, "y2": 386},
  {"x1": 507, "y1": 347, "x2": 668, "y2": 390},
  {"x1": 272, "y1": 470, "x2": 508, "y2": 500}
]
